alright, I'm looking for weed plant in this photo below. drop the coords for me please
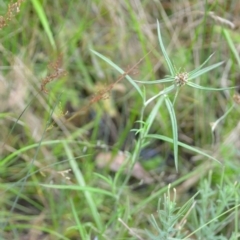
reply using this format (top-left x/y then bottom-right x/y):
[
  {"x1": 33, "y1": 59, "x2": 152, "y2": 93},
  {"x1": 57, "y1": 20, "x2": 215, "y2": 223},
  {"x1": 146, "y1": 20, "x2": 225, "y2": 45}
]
[{"x1": 0, "y1": 1, "x2": 240, "y2": 240}]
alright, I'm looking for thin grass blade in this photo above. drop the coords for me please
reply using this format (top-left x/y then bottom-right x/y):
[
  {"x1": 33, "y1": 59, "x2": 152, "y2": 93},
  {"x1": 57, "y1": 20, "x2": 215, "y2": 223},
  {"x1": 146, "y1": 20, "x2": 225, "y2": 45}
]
[
  {"x1": 147, "y1": 134, "x2": 221, "y2": 164},
  {"x1": 91, "y1": 49, "x2": 143, "y2": 98},
  {"x1": 63, "y1": 141, "x2": 103, "y2": 231},
  {"x1": 211, "y1": 105, "x2": 234, "y2": 132},
  {"x1": 31, "y1": 0, "x2": 56, "y2": 50},
  {"x1": 70, "y1": 199, "x2": 87, "y2": 239},
  {"x1": 145, "y1": 95, "x2": 165, "y2": 135},
  {"x1": 187, "y1": 82, "x2": 236, "y2": 91},
  {"x1": 189, "y1": 61, "x2": 224, "y2": 80},
  {"x1": 157, "y1": 20, "x2": 175, "y2": 76},
  {"x1": 223, "y1": 29, "x2": 240, "y2": 67},
  {"x1": 188, "y1": 53, "x2": 215, "y2": 78},
  {"x1": 41, "y1": 183, "x2": 115, "y2": 197},
  {"x1": 164, "y1": 96, "x2": 178, "y2": 171},
  {"x1": 134, "y1": 77, "x2": 174, "y2": 84},
  {"x1": 145, "y1": 85, "x2": 176, "y2": 106}
]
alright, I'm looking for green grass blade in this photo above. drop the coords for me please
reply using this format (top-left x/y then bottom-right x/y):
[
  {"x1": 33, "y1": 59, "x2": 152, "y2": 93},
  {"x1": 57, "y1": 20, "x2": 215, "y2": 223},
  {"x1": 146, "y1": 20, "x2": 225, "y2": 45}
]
[
  {"x1": 164, "y1": 96, "x2": 178, "y2": 171},
  {"x1": 2, "y1": 94, "x2": 63, "y2": 231},
  {"x1": 91, "y1": 49, "x2": 143, "y2": 98},
  {"x1": 157, "y1": 20, "x2": 175, "y2": 76},
  {"x1": 211, "y1": 104, "x2": 234, "y2": 132},
  {"x1": 188, "y1": 53, "x2": 215, "y2": 77},
  {"x1": 145, "y1": 95, "x2": 165, "y2": 135},
  {"x1": 41, "y1": 184, "x2": 115, "y2": 198},
  {"x1": 1, "y1": 139, "x2": 81, "y2": 166},
  {"x1": 187, "y1": 82, "x2": 237, "y2": 91},
  {"x1": 145, "y1": 85, "x2": 175, "y2": 106},
  {"x1": 63, "y1": 141, "x2": 103, "y2": 231},
  {"x1": 189, "y1": 61, "x2": 224, "y2": 80},
  {"x1": 31, "y1": 0, "x2": 56, "y2": 50},
  {"x1": 187, "y1": 82, "x2": 236, "y2": 91},
  {"x1": 4, "y1": 224, "x2": 70, "y2": 240},
  {"x1": 147, "y1": 134, "x2": 221, "y2": 164},
  {"x1": 70, "y1": 198, "x2": 88, "y2": 239},
  {"x1": 0, "y1": 93, "x2": 38, "y2": 163},
  {"x1": 134, "y1": 77, "x2": 174, "y2": 84},
  {"x1": 223, "y1": 29, "x2": 240, "y2": 67}
]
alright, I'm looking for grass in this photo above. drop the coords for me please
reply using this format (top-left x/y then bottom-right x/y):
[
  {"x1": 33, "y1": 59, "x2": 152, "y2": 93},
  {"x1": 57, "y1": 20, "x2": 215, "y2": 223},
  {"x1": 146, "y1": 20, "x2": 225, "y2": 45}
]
[{"x1": 0, "y1": 0, "x2": 240, "y2": 239}]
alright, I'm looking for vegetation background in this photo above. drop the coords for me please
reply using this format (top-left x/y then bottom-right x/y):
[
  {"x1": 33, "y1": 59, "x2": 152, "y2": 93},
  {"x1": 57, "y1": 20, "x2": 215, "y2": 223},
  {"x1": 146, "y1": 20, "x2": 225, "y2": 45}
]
[{"x1": 0, "y1": 0, "x2": 240, "y2": 239}]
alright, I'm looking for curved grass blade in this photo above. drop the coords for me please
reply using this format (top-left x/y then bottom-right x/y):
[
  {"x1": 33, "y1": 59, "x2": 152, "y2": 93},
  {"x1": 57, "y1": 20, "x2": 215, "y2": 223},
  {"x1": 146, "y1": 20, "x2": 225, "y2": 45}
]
[
  {"x1": 31, "y1": 0, "x2": 56, "y2": 50},
  {"x1": 145, "y1": 85, "x2": 175, "y2": 106},
  {"x1": 1, "y1": 93, "x2": 63, "y2": 231},
  {"x1": 1, "y1": 139, "x2": 81, "y2": 166},
  {"x1": 164, "y1": 96, "x2": 178, "y2": 171},
  {"x1": 223, "y1": 29, "x2": 240, "y2": 67},
  {"x1": 145, "y1": 95, "x2": 165, "y2": 135},
  {"x1": 63, "y1": 141, "x2": 103, "y2": 231},
  {"x1": 211, "y1": 104, "x2": 234, "y2": 132},
  {"x1": 0, "y1": 93, "x2": 38, "y2": 161},
  {"x1": 70, "y1": 198, "x2": 88, "y2": 239},
  {"x1": 187, "y1": 82, "x2": 236, "y2": 91},
  {"x1": 91, "y1": 49, "x2": 143, "y2": 98},
  {"x1": 188, "y1": 53, "x2": 215, "y2": 78},
  {"x1": 147, "y1": 134, "x2": 221, "y2": 164},
  {"x1": 157, "y1": 20, "x2": 175, "y2": 76},
  {"x1": 189, "y1": 61, "x2": 224, "y2": 80}
]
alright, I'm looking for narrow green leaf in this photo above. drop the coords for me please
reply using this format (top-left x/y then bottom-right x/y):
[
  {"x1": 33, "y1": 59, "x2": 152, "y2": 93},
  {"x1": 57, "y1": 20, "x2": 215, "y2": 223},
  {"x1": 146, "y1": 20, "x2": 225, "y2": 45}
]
[
  {"x1": 187, "y1": 82, "x2": 236, "y2": 91},
  {"x1": 164, "y1": 96, "x2": 178, "y2": 171},
  {"x1": 145, "y1": 95, "x2": 165, "y2": 135},
  {"x1": 147, "y1": 134, "x2": 221, "y2": 164},
  {"x1": 145, "y1": 85, "x2": 176, "y2": 106},
  {"x1": 41, "y1": 183, "x2": 115, "y2": 197},
  {"x1": 157, "y1": 20, "x2": 175, "y2": 76},
  {"x1": 70, "y1": 198, "x2": 88, "y2": 239},
  {"x1": 1, "y1": 140, "x2": 80, "y2": 166},
  {"x1": 189, "y1": 61, "x2": 224, "y2": 80},
  {"x1": 223, "y1": 29, "x2": 240, "y2": 67},
  {"x1": 134, "y1": 77, "x2": 174, "y2": 84},
  {"x1": 63, "y1": 141, "x2": 104, "y2": 231},
  {"x1": 93, "y1": 173, "x2": 113, "y2": 186},
  {"x1": 211, "y1": 105, "x2": 234, "y2": 132},
  {"x1": 91, "y1": 49, "x2": 143, "y2": 98},
  {"x1": 31, "y1": 0, "x2": 56, "y2": 50},
  {"x1": 188, "y1": 53, "x2": 214, "y2": 77}
]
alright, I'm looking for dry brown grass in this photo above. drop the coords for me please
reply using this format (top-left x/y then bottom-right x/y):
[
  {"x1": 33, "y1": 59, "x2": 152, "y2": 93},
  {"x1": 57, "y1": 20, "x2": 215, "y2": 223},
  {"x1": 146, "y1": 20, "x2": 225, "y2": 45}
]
[
  {"x1": 0, "y1": 0, "x2": 25, "y2": 29},
  {"x1": 40, "y1": 54, "x2": 68, "y2": 94},
  {"x1": 66, "y1": 51, "x2": 149, "y2": 124}
]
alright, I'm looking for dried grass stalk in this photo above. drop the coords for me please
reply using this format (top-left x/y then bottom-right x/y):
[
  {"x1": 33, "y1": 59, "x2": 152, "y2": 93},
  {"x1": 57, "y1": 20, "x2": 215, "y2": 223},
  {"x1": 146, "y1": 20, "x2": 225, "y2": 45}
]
[{"x1": 0, "y1": 0, "x2": 25, "y2": 29}]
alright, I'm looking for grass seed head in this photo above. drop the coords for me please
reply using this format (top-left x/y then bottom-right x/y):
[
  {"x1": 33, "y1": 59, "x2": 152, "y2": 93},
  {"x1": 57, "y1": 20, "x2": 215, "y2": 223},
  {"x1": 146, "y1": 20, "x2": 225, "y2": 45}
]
[
  {"x1": 233, "y1": 94, "x2": 240, "y2": 105},
  {"x1": 175, "y1": 72, "x2": 188, "y2": 87},
  {"x1": 0, "y1": 0, "x2": 25, "y2": 29}
]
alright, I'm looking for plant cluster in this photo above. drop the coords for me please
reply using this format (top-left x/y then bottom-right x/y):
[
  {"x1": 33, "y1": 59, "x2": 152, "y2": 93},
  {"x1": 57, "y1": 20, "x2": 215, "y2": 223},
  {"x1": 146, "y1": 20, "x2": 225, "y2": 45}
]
[{"x1": 1, "y1": 1, "x2": 240, "y2": 239}]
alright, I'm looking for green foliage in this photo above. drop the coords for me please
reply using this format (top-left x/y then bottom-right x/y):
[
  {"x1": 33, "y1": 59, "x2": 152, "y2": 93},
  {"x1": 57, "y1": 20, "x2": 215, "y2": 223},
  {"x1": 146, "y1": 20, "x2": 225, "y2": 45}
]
[
  {"x1": 145, "y1": 186, "x2": 196, "y2": 240},
  {"x1": 1, "y1": 1, "x2": 240, "y2": 239}
]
